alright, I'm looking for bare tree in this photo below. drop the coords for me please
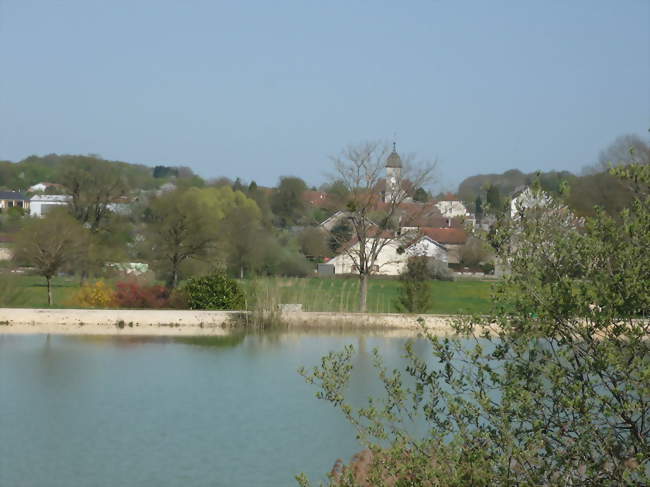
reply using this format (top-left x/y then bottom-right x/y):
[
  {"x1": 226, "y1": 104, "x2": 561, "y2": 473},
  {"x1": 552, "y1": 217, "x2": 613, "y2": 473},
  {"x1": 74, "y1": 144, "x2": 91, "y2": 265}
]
[
  {"x1": 13, "y1": 209, "x2": 86, "y2": 305},
  {"x1": 328, "y1": 141, "x2": 436, "y2": 312},
  {"x1": 582, "y1": 134, "x2": 650, "y2": 175},
  {"x1": 61, "y1": 156, "x2": 129, "y2": 232}
]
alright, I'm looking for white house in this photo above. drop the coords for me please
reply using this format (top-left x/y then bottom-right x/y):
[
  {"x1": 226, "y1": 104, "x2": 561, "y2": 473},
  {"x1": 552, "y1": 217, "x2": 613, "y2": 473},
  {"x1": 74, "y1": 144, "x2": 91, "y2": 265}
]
[
  {"x1": 434, "y1": 198, "x2": 470, "y2": 218},
  {"x1": 28, "y1": 182, "x2": 64, "y2": 193},
  {"x1": 328, "y1": 235, "x2": 448, "y2": 276},
  {"x1": 29, "y1": 194, "x2": 71, "y2": 217}
]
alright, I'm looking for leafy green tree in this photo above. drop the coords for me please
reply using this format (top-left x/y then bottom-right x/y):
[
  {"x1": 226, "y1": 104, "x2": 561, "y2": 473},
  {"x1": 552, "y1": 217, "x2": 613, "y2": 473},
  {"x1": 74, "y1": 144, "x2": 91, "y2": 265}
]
[
  {"x1": 485, "y1": 183, "x2": 503, "y2": 215},
  {"x1": 298, "y1": 227, "x2": 330, "y2": 259},
  {"x1": 474, "y1": 195, "x2": 483, "y2": 221},
  {"x1": 271, "y1": 176, "x2": 308, "y2": 227},
  {"x1": 13, "y1": 210, "x2": 86, "y2": 305},
  {"x1": 395, "y1": 256, "x2": 432, "y2": 313},
  {"x1": 144, "y1": 189, "x2": 219, "y2": 288},
  {"x1": 222, "y1": 202, "x2": 264, "y2": 278},
  {"x1": 152, "y1": 165, "x2": 178, "y2": 178},
  {"x1": 299, "y1": 164, "x2": 650, "y2": 486},
  {"x1": 412, "y1": 187, "x2": 429, "y2": 202}
]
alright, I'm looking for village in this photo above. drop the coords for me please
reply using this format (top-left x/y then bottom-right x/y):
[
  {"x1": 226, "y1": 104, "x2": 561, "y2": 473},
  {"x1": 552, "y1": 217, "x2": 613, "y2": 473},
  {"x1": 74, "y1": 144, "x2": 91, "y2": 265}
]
[{"x1": 0, "y1": 144, "x2": 547, "y2": 296}]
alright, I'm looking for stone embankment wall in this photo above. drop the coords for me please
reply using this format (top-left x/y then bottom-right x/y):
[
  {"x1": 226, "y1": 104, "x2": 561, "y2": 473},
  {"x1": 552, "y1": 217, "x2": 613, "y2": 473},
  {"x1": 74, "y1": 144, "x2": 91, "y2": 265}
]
[{"x1": 0, "y1": 308, "x2": 459, "y2": 336}]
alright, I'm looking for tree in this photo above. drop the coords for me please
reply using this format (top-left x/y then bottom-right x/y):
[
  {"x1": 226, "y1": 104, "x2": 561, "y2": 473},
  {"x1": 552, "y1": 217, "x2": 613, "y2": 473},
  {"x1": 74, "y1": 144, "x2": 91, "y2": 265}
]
[
  {"x1": 143, "y1": 189, "x2": 219, "y2": 288},
  {"x1": 584, "y1": 133, "x2": 650, "y2": 174},
  {"x1": 299, "y1": 164, "x2": 650, "y2": 485},
  {"x1": 13, "y1": 210, "x2": 86, "y2": 305},
  {"x1": 60, "y1": 155, "x2": 129, "y2": 233},
  {"x1": 271, "y1": 176, "x2": 308, "y2": 227},
  {"x1": 222, "y1": 202, "x2": 264, "y2": 278},
  {"x1": 474, "y1": 195, "x2": 483, "y2": 222},
  {"x1": 394, "y1": 256, "x2": 432, "y2": 313},
  {"x1": 459, "y1": 235, "x2": 492, "y2": 267},
  {"x1": 328, "y1": 141, "x2": 435, "y2": 312},
  {"x1": 485, "y1": 183, "x2": 503, "y2": 215},
  {"x1": 328, "y1": 220, "x2": 352, "y2": 254},
  {"x1": 298, "y1": 227, "x2": 330, "y2": 259},
  {"x1": 412, "y1": 187, "x2": 429, "y2": 202}
]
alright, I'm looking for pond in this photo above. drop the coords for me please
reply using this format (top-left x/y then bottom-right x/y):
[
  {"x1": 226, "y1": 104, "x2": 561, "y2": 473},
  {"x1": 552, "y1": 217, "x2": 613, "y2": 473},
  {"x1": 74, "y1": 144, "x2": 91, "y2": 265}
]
[{"x1": 0, "y1": 331, "x2": 436, "y2": 487}]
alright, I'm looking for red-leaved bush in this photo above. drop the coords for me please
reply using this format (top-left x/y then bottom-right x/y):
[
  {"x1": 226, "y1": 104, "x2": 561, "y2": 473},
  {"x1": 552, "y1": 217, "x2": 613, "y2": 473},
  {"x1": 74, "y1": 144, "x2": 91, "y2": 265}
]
[{"x1": 114, "y1": 280, "x2": 172, "y2": 309}]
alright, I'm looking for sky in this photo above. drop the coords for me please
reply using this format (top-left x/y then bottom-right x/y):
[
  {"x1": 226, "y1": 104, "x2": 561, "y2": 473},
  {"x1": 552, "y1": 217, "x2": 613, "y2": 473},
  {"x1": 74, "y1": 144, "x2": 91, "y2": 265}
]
[{"x1": 1, "y1": 0, "x2": 648, "y2": 191}]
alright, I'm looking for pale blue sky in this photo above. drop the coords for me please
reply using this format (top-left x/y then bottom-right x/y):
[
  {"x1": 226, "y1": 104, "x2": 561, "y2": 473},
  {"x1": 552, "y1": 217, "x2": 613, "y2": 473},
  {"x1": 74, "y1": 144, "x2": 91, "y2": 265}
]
[{"x1": 1, "y1": 0, "x2": 648, "y2": 191}]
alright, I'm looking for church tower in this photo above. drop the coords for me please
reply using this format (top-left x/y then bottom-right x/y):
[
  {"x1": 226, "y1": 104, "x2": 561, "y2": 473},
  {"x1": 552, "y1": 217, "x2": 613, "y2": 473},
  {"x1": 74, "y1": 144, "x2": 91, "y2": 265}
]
[{"x1": 384, "y1": 142, "x2": 402, "y2": 202}]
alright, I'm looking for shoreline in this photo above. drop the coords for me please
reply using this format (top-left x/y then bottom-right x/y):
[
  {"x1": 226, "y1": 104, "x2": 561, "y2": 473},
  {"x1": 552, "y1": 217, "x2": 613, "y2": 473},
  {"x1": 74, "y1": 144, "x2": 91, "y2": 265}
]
[{"x1": 0, "y1": 308, "x2": 459, "y2": 336}]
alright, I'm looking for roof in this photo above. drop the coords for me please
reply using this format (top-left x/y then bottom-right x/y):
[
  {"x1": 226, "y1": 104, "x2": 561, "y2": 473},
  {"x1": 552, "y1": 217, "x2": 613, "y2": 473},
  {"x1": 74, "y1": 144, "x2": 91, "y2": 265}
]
[
  {"x1": 435, "y1": 192, "x2": 461, "y2": 202},
  {"x1": 30, "y1": 194, "x2": 70, "y2": 202},
  {"x1": 0, "y1": 191, "x2": 28, "y2": 200},
  {"x1": 405, "y1": 235, "x2": 448, "y2": 252},
  {"x1": 302, "y1": 190, "x2": 330, "y2": 207},
  {"x1": 386, "y1": 149, "x2": 402, "y2": 168},
  {"x1": 420, "y1": 227, "x2": 468, "y2": 245}
]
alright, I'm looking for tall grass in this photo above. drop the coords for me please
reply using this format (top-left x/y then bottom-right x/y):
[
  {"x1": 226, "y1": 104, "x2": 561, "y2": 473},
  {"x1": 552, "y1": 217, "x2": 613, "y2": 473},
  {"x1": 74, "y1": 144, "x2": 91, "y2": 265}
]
[
  {"x1": 242, "y1": 276, "x2": 493, "y2": 315},
  {"x1": 0, "y1": 273, "x2": 26, "y2": 307}
]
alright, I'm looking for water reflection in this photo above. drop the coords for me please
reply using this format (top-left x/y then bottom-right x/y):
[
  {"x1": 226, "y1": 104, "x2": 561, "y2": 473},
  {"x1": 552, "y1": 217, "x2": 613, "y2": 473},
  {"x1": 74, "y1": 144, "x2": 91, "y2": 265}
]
[{"x1": 0, "y1": 331, "x2": 441, "y2": 487}]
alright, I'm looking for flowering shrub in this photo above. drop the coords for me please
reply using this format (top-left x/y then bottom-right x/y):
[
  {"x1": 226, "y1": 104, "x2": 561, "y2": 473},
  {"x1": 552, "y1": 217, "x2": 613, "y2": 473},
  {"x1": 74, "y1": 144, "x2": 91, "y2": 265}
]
[
  {"x1": 114, "y1": 280, "x2": 171, "y2": 309},
  {"x1": 72, "y1": 281, "x2": 116, "y2": 308}
]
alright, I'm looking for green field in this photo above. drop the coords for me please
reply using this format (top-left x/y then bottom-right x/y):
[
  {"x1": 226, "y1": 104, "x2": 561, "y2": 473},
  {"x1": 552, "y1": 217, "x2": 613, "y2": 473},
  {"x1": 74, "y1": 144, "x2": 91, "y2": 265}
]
[
  {"x1": 0, "y1": 274, "x2": 494, "y2": 314},
  {"x1": 243, "y1": 277, "x2": 494, "y2": 314}
]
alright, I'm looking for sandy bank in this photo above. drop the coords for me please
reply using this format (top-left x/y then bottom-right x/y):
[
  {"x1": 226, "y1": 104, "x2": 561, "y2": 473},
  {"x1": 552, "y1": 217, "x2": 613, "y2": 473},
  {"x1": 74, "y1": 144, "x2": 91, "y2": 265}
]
[{"x1": 0, "y1": 308, "x2": 459, "y2": 336}]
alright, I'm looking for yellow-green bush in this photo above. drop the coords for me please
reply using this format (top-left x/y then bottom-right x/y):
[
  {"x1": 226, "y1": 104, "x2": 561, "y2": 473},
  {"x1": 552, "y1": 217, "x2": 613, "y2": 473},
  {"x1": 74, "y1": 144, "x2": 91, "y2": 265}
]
[{"x1": 71, "y1": 281, "x2": 116, "y2": 308}]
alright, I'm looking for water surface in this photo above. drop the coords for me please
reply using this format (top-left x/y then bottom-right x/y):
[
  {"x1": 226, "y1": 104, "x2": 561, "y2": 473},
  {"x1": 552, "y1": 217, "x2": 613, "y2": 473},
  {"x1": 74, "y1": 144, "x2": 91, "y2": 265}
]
[{"x1": 0, "y1": 332, "x2": 430, "y2": 487}]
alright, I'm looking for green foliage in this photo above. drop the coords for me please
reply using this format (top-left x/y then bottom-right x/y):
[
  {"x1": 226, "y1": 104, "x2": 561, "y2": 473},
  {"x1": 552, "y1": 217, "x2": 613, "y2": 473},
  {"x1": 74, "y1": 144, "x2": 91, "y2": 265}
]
[
  {"x1": 412, "y1": 187, "x2": 429, "y2": 202},
  {"x1": 271, "y1": 176, "x2": 308, "y2": 227},
  {"x1": 299, "y1": 165, "x2": 650, "y2": 485},
  {"x1": 298, "y1": 227, "x2": 330, "y2": 259},
  {"x1": 474, "y1": 195, "x2": 483, "y2": 220},
  {"x1": 13, "y1": 209, "x2": 87, "y2": 305},
  {"x1": 181, "y1": 273, "x2": 245, "y2": 310},
  {"x1": 395, "y1": 256, "x2": 432, "y2": 313},
  {"x1": 152, "y1": 165, "x2": 178, "y2": 178},
  {"x1": 328, "y1": 220, "x2": 352, "y2": 254}
]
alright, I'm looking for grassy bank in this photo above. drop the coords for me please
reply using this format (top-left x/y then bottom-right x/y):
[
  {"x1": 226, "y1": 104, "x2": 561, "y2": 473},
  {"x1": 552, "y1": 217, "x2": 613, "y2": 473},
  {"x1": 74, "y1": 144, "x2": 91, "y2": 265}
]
[
  {"x1": 243, "y1": 277, "x2": 493, "y2": 314},
  {"x1": 1, "y1": 274, "x2": 494, "y2": 314}
]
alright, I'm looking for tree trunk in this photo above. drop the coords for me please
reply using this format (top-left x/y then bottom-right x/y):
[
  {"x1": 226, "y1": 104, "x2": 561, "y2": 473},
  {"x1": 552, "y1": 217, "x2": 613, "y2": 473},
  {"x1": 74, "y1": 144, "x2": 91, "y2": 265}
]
[
  {"x1": 359, "y1": 273, "x2": 368, "y2": 312},
  {"x1": 171, "y1": 268, "x2": 179, "y2": 289},
  {"x1": 240, "y1": 264, "x2": 244, "y2": 280},
  {"x1": 46, "y1": 277, "x2": 53, "y2": 306}
]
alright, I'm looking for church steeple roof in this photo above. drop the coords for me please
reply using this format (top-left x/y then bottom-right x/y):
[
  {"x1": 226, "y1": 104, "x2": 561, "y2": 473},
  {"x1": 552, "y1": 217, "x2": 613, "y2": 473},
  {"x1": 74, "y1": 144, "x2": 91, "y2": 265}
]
[{"x1": 386, "y1": 142, "x2": 402, "y2": 168}]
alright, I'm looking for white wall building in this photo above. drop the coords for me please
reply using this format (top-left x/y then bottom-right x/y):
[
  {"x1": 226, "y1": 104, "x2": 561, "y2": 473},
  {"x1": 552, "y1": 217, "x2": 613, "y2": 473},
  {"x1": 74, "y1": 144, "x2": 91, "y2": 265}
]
[
  {"x1": 29, "y1": 195, "x2": 71, "y2": 217},
  {"x1": 435, "y1": 200, "x2": 470, "y2": 218},
  {"x1": 328, "y1": 235, "x2": 448, "y2": 276}
]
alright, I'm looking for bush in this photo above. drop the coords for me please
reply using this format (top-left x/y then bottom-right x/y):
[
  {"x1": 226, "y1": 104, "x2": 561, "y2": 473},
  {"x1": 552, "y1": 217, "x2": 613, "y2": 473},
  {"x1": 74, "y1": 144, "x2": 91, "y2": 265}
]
[
  {"x1": 114, "y1": 280, "x2": 170, "y2": 308},
  {"x1": 71, "y1": 280, "x2": 116, "y2": 308},
  {"x1": 479, "y1": 261, "x2": 495, "y2": 274},
  {"x1": 395, "y1": 256, "x2": 432, "y2": 313},
  {"x1": 181, "y1": 273, "x2": 245, "y2": 310}
]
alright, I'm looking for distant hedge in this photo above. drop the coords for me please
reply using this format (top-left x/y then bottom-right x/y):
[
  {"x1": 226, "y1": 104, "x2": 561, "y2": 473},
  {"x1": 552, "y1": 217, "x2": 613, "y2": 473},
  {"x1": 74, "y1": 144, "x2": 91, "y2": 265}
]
[{"x1": 181, "y1": 274, "x2": 245, "y2": 310}]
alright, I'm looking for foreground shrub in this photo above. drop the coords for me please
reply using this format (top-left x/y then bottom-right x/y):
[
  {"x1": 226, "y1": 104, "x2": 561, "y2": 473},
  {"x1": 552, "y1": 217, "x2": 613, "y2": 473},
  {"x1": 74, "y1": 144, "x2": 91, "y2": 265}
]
[
  {"x1": 182, "y1": 273, "x2": 245, "y2": 310},
  {"x1": 299, "y1": 166, "x2": 650, "y2": 486},
  {"x1": 114, "y1": 280, "x2": 170, "y2": 308},
  {"x1": 71, "y1": 280, "x2": 116, "y2": 308}
]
